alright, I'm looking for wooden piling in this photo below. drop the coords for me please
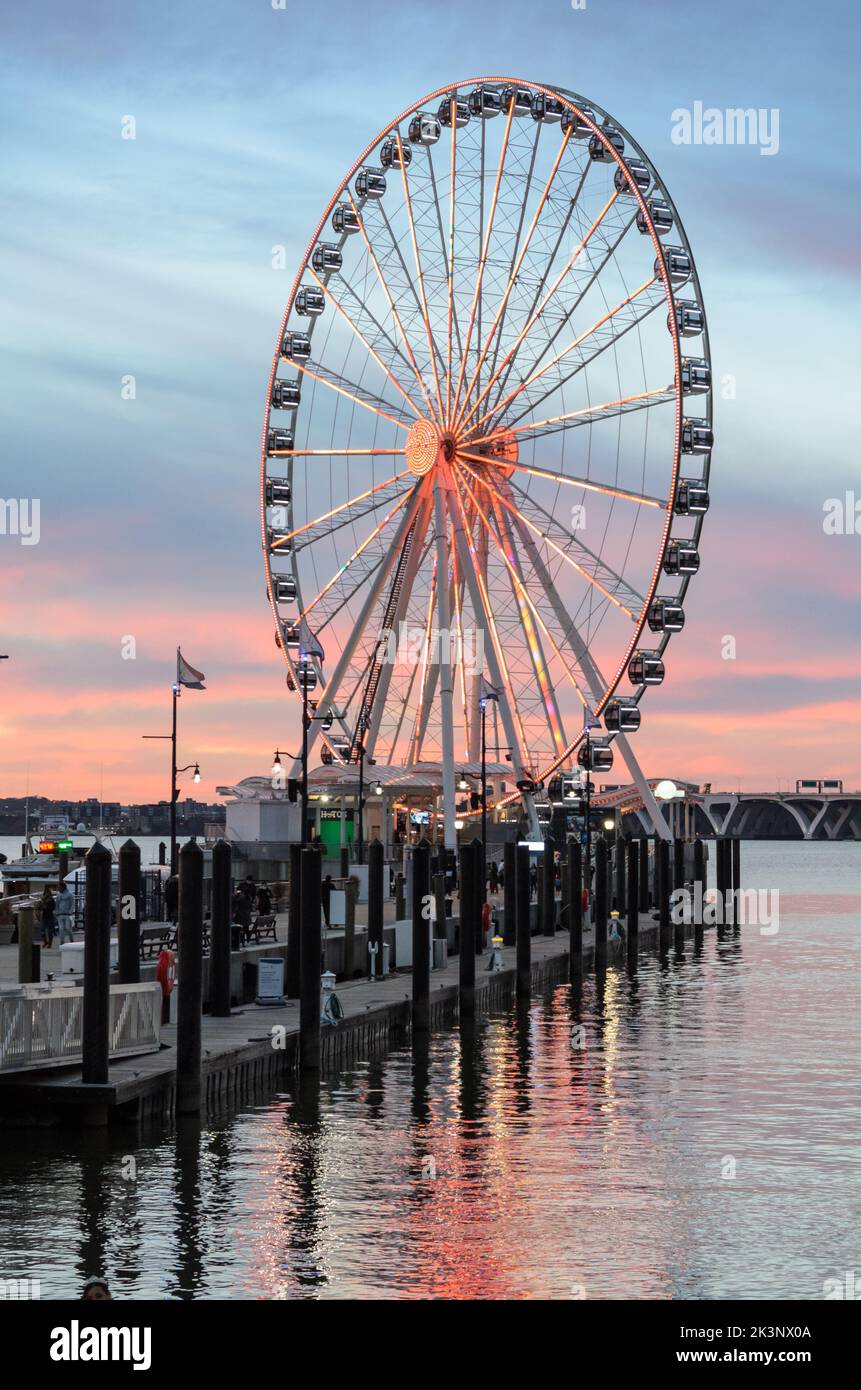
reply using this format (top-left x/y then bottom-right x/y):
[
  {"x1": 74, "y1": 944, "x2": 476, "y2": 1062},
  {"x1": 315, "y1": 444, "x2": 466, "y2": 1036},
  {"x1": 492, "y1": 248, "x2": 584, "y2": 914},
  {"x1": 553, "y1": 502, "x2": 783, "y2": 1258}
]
[
  {"x1": 639, "y1": 838, "x2": 650, "y2": 913},
  {"x1": 299, "y1": 845, "x2": 322, "y2": 1073},
  {"x1": 286, "y1": 842, "x2": 301, "y2": 999},
  {"x1": 17, "y1": 905, "x2": 34, "y2": 985},
  {"x1": 627, "y1": 838, "x2": 639, "y2": 951},
  {"x1": 176, "y1": 839, "x2": 204, "y2": 1115},
  {"x1": 614, "y1": 833, "x2": 626, "y2": 912},
  {"x1": 412, "y1": 838, "x2": 431, "y2": 1034},
  {"x1": 503, "y1": 840, "x2": 516, "y2": 946},
  {"x1": 658, "y1": 838, "x2": 670, "y2": 952},
  {"x1": 82, "y1": 840, "x2": 112, "y2": 1086},
  {"x1": 569, "y1": 837, "x2": 583, "y2": 979},
  {"x1": 594, "y1": 838, "x2": 608, "y2": 965},
  {"x1": 473, "y1": 837, "x2": 485, "y2": 955},
  {"x1": 515, "y1": 842, "x2": 531, "y2": 998},
  {"x1": 542, "y1": 836, "x2": 555, "y2": 936},
  {"x1": 117, "y1": 838, "x2": 141, "y2": 985},
  {"x1": 367, "y1": 838, "x2": 384, "y2": 978},
  {"x1": 210, "y1": 838, "x2": 232, "y2": 1016},
  {"x1": 459, "y1": 841, "x2": 477, "y2": 1016}
]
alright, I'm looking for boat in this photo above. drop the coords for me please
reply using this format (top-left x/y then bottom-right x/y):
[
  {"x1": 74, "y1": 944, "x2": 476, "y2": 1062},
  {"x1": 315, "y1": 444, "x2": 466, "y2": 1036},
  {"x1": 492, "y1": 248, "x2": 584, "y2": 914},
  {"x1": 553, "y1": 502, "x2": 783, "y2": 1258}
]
[{"x1": 0, "y1": 833, "x2": 110, "y2": 892}]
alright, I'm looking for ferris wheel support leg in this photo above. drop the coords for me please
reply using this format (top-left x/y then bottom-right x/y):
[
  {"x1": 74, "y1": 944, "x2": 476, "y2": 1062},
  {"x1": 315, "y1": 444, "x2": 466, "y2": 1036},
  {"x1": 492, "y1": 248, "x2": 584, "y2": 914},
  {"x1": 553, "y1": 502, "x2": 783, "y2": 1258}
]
[
  {"x1": 510, "y1": 512, "x2": 672, "y2": 842},
  {"x1": 447, "y1": 489, "x2": 540, "y2": 843},
  {"x1": 288, "y1": 482, "x2": 426, "y2": 781},
  {"x1": 613, "y1": 733, "x2": 672, "y2": 842},
  {"x1": 433, "y1": 483, "x2": 458, "y2": 851},
  {"x1": 363, "y1": 493, "x2": 434, "y2": 764}
]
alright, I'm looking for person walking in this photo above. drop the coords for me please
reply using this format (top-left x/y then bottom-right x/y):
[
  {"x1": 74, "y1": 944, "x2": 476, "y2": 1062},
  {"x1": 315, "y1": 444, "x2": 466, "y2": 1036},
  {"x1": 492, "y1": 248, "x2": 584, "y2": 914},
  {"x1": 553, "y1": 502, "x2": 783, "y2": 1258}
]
[
  {"x1": 40, "y1": 887, "x2": 56, "y2": 948},
  {"x1": 321, "y1": 874, "x2": 332, "y2": 929},
  {"x1": 56, "y1": 882, "x2": 74, "y2": 944},
  {"x1": 164, "y1": 873, "x2": 179, "y2": 925},
  {"x1": 232, "y1": 885, "x2": 252, "y2": 944},
  {"x1": 255, "y1": 883, "x2": 273, "y2": 915}
]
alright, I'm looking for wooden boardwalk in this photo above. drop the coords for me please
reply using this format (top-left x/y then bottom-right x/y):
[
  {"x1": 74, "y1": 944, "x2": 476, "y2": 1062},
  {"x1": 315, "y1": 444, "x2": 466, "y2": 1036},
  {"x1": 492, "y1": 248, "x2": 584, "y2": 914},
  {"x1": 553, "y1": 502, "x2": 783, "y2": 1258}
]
[{"x1": 0, "y1": 906, "x2": 687, "y2": 1127}]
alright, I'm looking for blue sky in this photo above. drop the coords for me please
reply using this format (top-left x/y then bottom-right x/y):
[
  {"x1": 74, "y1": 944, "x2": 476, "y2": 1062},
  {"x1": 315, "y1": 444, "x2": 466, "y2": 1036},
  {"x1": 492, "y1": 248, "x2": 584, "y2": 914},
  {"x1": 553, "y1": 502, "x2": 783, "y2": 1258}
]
[{"x1": 1, "y1": 0, "x2": 859, "y2": 798}]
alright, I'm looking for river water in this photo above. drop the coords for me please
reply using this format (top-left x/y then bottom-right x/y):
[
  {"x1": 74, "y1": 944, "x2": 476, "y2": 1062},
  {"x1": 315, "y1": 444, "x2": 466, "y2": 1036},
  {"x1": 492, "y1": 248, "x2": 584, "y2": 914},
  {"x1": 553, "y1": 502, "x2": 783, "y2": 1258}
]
[{"x1": 0, "y1": 840, "x2": 858, "y2": 1300}]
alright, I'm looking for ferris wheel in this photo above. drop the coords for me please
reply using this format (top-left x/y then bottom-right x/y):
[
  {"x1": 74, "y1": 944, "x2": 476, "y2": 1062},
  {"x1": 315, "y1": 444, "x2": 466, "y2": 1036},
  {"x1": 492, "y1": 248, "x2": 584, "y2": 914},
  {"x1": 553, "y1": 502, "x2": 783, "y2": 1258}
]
[{"x1": 261, "y1": 77, "x2": 711, "y2": 845}]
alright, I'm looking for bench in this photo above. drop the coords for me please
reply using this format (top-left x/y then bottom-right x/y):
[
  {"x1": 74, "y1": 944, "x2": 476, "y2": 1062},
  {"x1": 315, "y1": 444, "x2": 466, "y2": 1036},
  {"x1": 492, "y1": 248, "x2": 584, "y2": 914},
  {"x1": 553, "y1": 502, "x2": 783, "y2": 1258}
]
[
  {"x1": 139, "y1": 924, "x2": 176, "y2": 960},
  {"x1": 246, "y1": 914, "x2": 278, "y2": 944}
]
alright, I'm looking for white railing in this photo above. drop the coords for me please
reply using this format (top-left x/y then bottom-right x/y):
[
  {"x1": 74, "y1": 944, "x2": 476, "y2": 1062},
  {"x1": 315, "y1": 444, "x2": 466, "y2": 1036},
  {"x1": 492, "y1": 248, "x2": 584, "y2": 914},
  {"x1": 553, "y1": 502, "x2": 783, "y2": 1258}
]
[{"x1": 0, "y1": 983, "x2": 162, "y2": 1073}]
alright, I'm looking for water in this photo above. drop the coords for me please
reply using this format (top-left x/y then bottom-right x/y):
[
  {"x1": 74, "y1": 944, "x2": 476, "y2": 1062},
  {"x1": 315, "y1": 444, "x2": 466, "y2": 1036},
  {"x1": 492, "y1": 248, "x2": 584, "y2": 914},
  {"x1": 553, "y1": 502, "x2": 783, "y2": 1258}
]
[{"x1": 0, "y1": 841, "x2": 858, "y2": 1300}]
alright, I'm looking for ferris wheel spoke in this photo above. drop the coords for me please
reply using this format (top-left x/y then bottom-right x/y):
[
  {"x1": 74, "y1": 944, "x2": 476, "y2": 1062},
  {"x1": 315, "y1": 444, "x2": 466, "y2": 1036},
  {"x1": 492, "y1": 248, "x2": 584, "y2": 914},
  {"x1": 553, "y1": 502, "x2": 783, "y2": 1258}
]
[
  {"x1": 505, "y1": 474, "x2": 646, "y2": 617},
  {"x1": 395, "y1": 132, "x2": 446, "y2": 423},
  {"x1": 347, "y1": 194, "x2": 443, "y2": 425},
  {"x1": 297, "y1": 486, "x2": 418, "y2": 622},
  {"x1": 290, "y1": 360, "x2": 412, "y2": 431},
  {"x1": 307, "y1": 267, "x2": 425, "y2": 419},
  {"x1": 501, "y1": 281, "x2": 668, "y2": 433},
  {"x1": 445, "y1": 109, "x2": 460, "y2": 424},
  {"x1": 373, "y1": 200, "x2": 449, "y2": 387},
  {"x1": 482, "y1": 123, "x2": 543, "y2": 391},
  {"x1": 279, "y1": 473, "x2": 412, "y2": 554},
  {"x1": 459, "y1": 458, "x2": 640, "y2": 620},
  {"x1": 466, "y1": 274, "x2": 658, "y2": 436},
  {"x1": 451, "y1": 122, "x2": 575, "y2": 434},
  {"x1": 422, "y1": 145, "x2": 464, "y2": 383},
  {"x1": 509, "y1": 515, "x2": 607, "y2": 710},
  {"x1": 407, "y1": 555, "x2": 439, "y2": 763},
  {"x1": 455, "y1": 446, "x2": 666, "y2": 508},
  {"x1": 360, "y1": 491, "x2": 435, "y2": 760},
  {"x1": 456, "y1": 186, "x2": 620, "y2": 435},
  {"x1": 294, "y1": 484, "x2": 428, "y2": 772},
  {"x1": 449, "y1": 521, "x2": 471, "y2": 757},
  {"x1": 336, "y1": 272, "x2": 431, "y2": 400},
  {"x1": 485, "y1": 154, "x2": 588, "y2": 397},
  {"x1": 447, "y1": 472, "x2": 531, "y2": 766},
  {"x1": 454, "y1": 460, "x2": 593, "y2": 716},
  {"x1": 490, "y1": 491, "x2": 569, "y2": 755},
  {"x1": 450, "y1": 97, "x2": 518, "y2": 427},
  {"x1": 489, "y1": 208, "x2": 638, "y2": 419},
  {"x1": 468, "y1": 384, "x2": 675, "y2": 449}
]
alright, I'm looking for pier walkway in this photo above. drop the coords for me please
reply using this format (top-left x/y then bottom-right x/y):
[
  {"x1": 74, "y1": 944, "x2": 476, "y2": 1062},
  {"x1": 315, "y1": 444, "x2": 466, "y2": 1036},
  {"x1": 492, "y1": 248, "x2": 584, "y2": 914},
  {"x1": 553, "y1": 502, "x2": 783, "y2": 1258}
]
[{"x1": 0, "y1": 900, "x2": 698, "y2": 1127}]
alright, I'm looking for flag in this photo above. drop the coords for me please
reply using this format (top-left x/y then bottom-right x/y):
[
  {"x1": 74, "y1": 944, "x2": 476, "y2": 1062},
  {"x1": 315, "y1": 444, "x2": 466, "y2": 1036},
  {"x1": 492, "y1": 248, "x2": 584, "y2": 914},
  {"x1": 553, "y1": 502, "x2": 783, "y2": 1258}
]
[
  {"x1": 478, "y1": 675, "x2": 500, "y2": 708},
  {"x1": 299, "y1": 620, "x2": 325, "y2": 663},
  {"x1": 177, "y1": 648, "x2": 206, "y2": 690}
]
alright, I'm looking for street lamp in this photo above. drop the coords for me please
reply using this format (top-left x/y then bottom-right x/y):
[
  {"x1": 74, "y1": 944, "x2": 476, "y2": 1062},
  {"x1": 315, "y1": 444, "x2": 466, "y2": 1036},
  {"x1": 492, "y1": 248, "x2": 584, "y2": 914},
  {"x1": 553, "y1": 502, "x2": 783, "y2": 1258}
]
[{"x1": 458, "y1": 773, "x2": 468, "y2": 792}]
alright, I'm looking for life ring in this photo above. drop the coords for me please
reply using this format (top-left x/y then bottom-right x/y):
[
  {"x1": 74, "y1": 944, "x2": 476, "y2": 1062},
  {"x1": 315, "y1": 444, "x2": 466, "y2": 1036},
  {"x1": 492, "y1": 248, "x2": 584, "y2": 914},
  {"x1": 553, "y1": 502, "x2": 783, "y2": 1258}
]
[{"x1": 156, "y1": 949, "x2": 177, "y2": 996}]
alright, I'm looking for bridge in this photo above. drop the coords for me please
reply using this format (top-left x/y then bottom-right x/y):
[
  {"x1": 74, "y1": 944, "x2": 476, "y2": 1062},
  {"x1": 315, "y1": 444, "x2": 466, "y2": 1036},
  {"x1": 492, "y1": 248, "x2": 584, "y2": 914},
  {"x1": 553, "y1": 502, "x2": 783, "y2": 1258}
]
[{"x1": 594, "y1": 782, "x2": 861, "y2": 840}]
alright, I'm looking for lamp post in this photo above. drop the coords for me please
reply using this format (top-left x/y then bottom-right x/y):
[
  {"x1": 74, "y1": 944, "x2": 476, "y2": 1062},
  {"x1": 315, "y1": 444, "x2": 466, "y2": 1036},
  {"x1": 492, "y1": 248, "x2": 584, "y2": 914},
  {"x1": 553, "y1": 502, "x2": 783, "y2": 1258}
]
[{"x1": 143, "y1": 695, "x2": 201, "y2": 875}]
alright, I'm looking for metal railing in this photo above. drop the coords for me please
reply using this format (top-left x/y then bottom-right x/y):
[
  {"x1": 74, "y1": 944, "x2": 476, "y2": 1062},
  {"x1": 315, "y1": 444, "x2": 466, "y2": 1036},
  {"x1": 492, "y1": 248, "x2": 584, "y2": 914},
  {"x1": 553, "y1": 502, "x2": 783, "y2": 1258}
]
[{"x1": 0, "y1": 982, "x2": 162, "y2": 1074}]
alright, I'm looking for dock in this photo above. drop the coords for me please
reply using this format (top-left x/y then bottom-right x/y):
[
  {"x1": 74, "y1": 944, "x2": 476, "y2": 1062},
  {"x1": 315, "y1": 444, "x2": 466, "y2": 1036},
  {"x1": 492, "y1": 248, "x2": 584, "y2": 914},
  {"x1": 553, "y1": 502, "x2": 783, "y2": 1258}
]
[{"x1": 0, "y1": 903, "x2": 707, "y2": 1127}]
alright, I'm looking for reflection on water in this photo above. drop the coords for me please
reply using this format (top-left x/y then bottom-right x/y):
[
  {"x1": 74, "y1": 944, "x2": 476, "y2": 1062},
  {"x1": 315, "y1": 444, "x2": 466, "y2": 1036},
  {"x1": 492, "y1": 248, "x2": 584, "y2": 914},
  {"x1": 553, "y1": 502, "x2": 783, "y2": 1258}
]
[{"x1": 0, "y1": 843, "x2": 858, "y2": 1300}]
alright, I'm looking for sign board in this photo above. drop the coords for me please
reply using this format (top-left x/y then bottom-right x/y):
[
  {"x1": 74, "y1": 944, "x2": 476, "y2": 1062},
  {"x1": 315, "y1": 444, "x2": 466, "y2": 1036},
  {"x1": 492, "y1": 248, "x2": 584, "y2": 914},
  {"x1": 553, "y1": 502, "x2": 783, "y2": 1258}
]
[{"x1": 255, "y1": 957, "x2": 285, "y2": 1006}]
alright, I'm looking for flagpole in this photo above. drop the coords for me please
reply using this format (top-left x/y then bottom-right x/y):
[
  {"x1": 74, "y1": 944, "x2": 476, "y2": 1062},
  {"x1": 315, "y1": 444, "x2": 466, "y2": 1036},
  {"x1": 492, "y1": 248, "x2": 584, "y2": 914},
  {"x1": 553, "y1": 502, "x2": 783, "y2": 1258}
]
[{"x1": 171, "y1": 680, "x2": 178, "y2": 876}]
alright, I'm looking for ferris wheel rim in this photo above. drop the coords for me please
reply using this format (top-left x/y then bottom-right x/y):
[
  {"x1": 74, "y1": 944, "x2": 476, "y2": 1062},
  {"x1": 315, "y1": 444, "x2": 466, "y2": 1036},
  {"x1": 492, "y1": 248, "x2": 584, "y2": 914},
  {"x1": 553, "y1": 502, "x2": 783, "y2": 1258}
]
[{"x1": 261, "y1": 76, "x2": 711, "y2": 820}]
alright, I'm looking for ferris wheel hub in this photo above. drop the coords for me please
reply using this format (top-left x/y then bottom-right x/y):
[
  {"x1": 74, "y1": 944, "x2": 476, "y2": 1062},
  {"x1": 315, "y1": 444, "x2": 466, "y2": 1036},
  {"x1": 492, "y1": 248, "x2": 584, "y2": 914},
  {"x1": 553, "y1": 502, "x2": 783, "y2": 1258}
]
[{"x1": 405, "y1": 418, "x2": 459, "y2": 477}]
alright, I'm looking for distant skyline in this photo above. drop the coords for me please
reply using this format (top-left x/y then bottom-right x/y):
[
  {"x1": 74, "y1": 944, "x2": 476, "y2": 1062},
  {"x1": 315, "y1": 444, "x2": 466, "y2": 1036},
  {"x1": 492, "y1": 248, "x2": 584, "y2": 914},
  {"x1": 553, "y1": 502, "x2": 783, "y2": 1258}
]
[{"x1": 1, "y1": 0, "x2": 859, "y2": 799}]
